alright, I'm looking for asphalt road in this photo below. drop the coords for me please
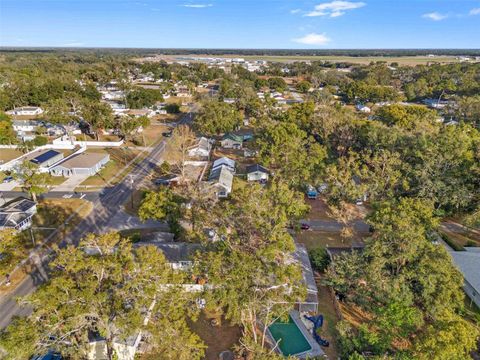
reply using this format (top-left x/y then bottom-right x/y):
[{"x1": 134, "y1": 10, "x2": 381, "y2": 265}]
[
  {"x1": 0, "y1": 109, "x2": 195, "y2": 330},
  {"x1": 302, "y1": 219, "x2": 370, "y2": 233}
]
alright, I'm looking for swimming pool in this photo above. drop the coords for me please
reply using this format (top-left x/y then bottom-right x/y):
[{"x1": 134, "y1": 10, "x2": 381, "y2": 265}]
[{"x1": 268, "y1": 315, "x2": 312, "y2": 356}]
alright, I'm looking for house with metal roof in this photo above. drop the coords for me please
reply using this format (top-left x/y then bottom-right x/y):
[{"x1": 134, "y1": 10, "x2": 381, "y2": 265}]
[
  {"x1": 212, "y1": 157, "x2": 235, "y2": 173},
  {"x1": 50, "y1": 152, "x2": 110, "y2": 177},
  {"x1": 188, "y1": 137, "x2": 211, "y2": 158},
  {"x1": 448, "y1": 247, "x2": 480, "y2": 308},
  {"x1": 133, "y1": 241, "x2": 202, "y2": 270},
  {"x1": 0, "y1": 197, "x2": 37, "y2": 231},
  {"x1": 220, "y1": 133, "x2": 243, "y2": 149},
  {"x1": 209, "y1": 166, "x2": 234, "y2": 198}
]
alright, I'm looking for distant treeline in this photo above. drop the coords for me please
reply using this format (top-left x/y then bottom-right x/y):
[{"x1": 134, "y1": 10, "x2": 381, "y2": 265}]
[{"x1": 1, "y1": 47, "x2": 480, "y2": 57}]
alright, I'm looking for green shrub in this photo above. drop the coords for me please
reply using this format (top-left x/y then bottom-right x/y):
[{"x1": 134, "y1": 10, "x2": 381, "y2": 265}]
[{"x1": 308, "y1": 247, "x2": 330, "y2": 272}]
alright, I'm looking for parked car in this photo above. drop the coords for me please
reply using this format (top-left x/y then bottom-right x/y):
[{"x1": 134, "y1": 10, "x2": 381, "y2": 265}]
[
  {"x1": 153, "y1": 175, "x2": 177, "y2": 186},
  {"x1": 300, "y1": 223, "x2": 311, "y2": 230},
  {"x1": 2, "y1": 176, "x2": 14, "y2": 183}
]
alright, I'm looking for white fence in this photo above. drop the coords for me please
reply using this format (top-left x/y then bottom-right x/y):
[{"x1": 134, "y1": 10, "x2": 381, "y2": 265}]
[{"x1": 52, "y1": 137, "x2": 124, "y2": 147}]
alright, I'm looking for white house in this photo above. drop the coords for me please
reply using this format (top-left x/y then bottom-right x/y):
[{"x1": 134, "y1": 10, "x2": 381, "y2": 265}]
[
  {"x1": 0, "y1": 197, "x2": 37, "y2": 231},
  {"x1": 356, "y1": 104, "x2": 371, "y2": 113},
  {"x1": 188, "y1": 137, "x2": 211, "y2": 158},
  {"x1": 246, "y1": 164, "x2": 269, "y2": 182},
  {"x1": 223, "y1": 98, "x2": 236, "y2": 104},
  {"x1": 209, "y1": 166, "x2": 233, "y2": 198},
  {"x1": 50, "y1": 152, "x2": 110, "y2": 177},
  {"x1": 12, "y1": 120, "x2": 42, "y2": 133},
  {"x1": 7, "y1": 106, "x2": 44, "y2": 116}
]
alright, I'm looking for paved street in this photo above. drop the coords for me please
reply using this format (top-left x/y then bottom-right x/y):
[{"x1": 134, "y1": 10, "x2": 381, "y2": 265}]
[
  {"x1": 302, "y1": 219, "x2": 370, "y2": 233},
  {"x1": 0, "y1": 108, "x2": 195, "y2": 329}
]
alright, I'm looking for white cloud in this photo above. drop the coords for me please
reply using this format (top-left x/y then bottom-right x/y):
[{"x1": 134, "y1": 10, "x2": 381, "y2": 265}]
[
  {"x1": 293, "y1": 33, "x2": 331, "y2": 46},
  {"x1": 62, "y1": 42, "x2": 84, "y2": 47},
  {"x1": 290, "y1": 9, "x2": 301, "y2": 14},
  {"x1": 422, "y1": 12, "x2": 448, "y2": 21},
  {"x1": 305, "y1": 1, "x2": 365, "y2": 17},
  {"x1": 182, "y1": 3, "x2": 212, "y2": 8},
  {"x1": 469, "y1": 8, "x2": 480, "y2": 15}
]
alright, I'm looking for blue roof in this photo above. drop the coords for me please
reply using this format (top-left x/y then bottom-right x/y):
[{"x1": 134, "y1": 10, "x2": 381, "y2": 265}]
[{"x1": 31, "y1": 150, "x2": 61, "y2": 165}]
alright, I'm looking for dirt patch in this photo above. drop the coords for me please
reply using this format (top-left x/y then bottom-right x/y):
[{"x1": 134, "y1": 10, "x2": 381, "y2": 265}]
[
  {"x1": 189, "y1": 312, "x2": 241, "y2": 360},
  {"x1": 315, "y1": 274, "x2": 341, "y2": 359},
  {"x1": 306, "y1": 198, "x2": 368, "y2": 221}
]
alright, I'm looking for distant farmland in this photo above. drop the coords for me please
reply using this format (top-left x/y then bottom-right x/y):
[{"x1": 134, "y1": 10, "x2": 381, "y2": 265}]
[{"x1": 166, "y1": 54, "x2": 474, "y2": 66}]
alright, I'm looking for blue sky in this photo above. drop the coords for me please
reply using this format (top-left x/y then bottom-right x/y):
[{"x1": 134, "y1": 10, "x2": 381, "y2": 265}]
[{"x1": 1, "y1": 0, "x2": 479, "y2": 48}]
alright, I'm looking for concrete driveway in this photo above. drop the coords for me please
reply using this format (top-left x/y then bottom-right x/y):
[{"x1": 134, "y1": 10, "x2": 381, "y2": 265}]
[
  {"x1": 52, "y1": 174, "x2": 90, "y2": 192},
  {"x1": 0, "y1": 180, "x2": 19, "y2": 191}
]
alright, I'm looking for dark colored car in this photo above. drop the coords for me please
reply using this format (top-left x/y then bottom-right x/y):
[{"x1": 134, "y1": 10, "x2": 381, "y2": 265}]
[
  {"x1": 2, "y1": 176, "x2": 14, "y2": 183},
  {"x1": 153, "y1": 178, "x2": 171, "y2": 186},
  {"x1": 162, "y1": 130, "x2": 173, "y2": 137},
  {"x1": 300, "y1": 223, "x2": 310, "y2": 230},
  {"x1": 153, "y1": 175, "x2": 176, "y2": 186}
]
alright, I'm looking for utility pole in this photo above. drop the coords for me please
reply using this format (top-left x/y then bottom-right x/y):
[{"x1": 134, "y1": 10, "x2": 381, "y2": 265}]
[{"x1": 129, "y1": 175, "x2": 134, "y2": 209}]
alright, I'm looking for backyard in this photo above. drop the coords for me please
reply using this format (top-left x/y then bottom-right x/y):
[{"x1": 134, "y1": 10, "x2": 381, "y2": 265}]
[{"x1": 188, "y1": 311, "x2": 241, "y2": 360}]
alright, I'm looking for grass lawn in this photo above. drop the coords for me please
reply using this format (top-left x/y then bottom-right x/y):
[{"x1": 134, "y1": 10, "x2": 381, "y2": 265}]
[
  {"x1": 34, "y1": 198, "x2": 93, "y2": 229},
  {"x1": 79, "y1": 159, "x2": 120, "y2": 187},
  {"x1": 79, "y1": 147, "x2": 143, "y2": 187},
  {"x1": 129, "y1": 124, "x2": 167, "y2": 147},
  {"x1": 48, "y1": 176, "x2": 67, "y2": 186},
  {"x1": 0, "y1": 148, "x2": 22, "y2": 163}
]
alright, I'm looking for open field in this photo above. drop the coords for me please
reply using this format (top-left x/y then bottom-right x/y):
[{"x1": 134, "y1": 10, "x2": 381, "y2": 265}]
[
  {"x1": 147, "y1": 54, "x2": 472, "y2": 66},
  {"x1": 0, "y1": 149, "x2": 22, "y2": 163},
  {"x1": 132, "y1": 124, "x2": 167, "y2": 147}
]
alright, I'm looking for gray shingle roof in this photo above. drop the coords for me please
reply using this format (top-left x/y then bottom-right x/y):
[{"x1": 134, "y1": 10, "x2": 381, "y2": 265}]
[{"x1": 246, "y1": 164, "x2": 269, "y2": 174}]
